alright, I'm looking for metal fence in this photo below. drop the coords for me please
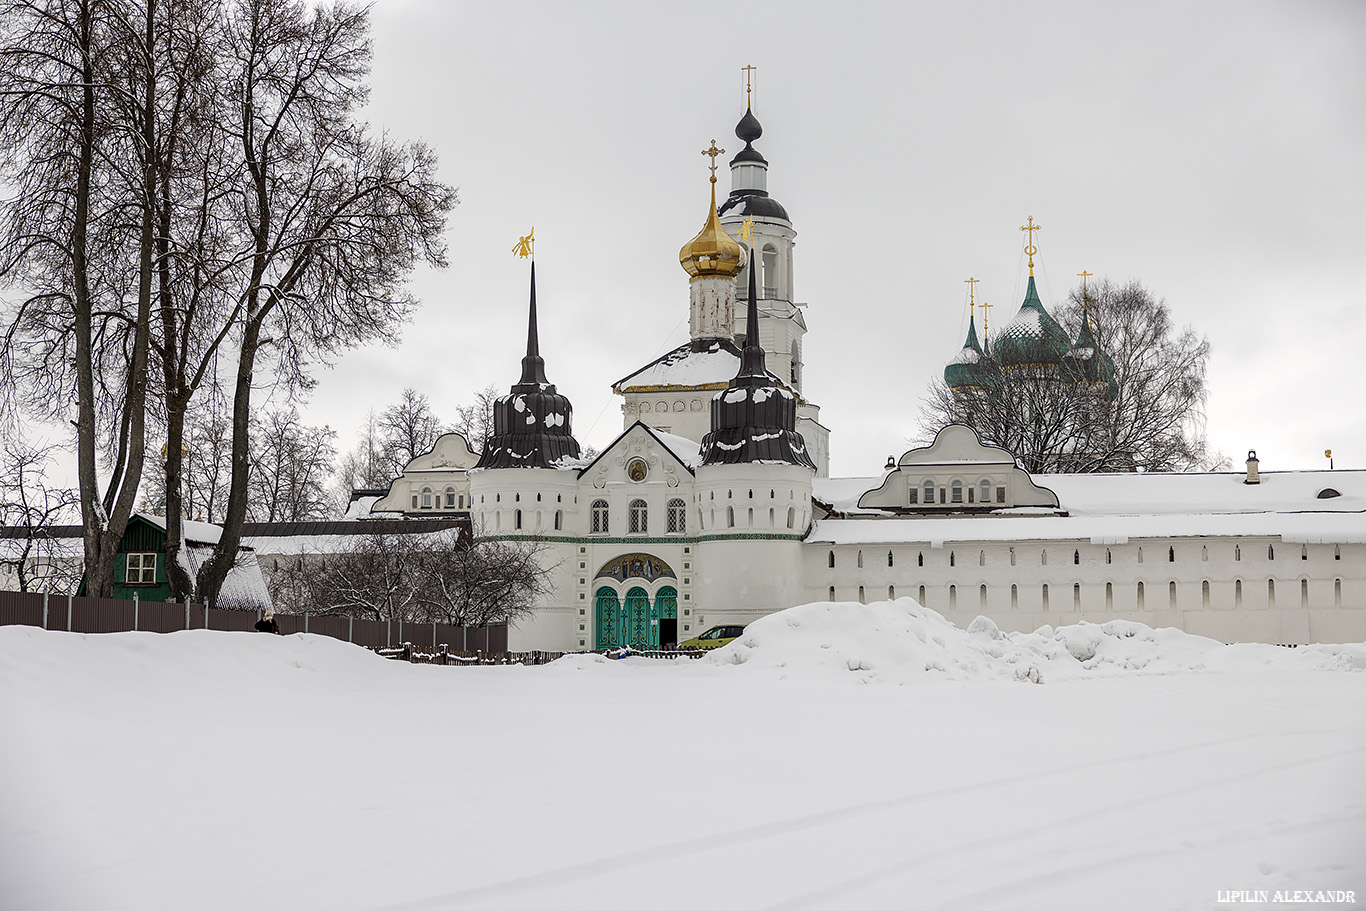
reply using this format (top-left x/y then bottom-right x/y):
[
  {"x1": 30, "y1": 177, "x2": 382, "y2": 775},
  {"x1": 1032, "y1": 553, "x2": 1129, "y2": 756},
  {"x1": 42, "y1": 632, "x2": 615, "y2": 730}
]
[{"x1": 0, "y1": 590, "x2": 507, "y2": 652}]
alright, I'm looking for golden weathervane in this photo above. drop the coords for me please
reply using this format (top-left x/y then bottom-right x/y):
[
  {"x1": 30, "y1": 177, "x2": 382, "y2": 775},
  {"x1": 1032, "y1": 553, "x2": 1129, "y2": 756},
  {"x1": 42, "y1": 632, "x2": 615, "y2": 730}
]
[
  {"x1": 1020, "y1": 216, "x2": 1041, "y2": 275},
  {"x1": 741, "y1": 216, "x2": 754, "y2": 247},
  {"x1": 512, "y1": 228, "x2": 534, "y2": 260}
]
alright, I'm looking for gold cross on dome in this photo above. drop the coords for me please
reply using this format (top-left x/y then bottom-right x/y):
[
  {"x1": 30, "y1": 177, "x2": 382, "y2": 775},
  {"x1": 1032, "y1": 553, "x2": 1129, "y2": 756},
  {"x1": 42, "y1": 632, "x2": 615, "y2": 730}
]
[
  {"x1": 964, "y1": 276, "x2": 979, "y2": 305},
  {"x1": 702, "y1": 140, "x2": 725, "y2": 184},
  {"x1": 1020, "y1": 216, "x2": 1042, "y2": 274},
  {"x1": 742, "y1": 64, "x2": 757, "y2": 104},
  {"x1": 1077, "y1": 270, "x2": 1092, "y2": 299},
  {"x1": 979, "y1": 300, "x2": 993, "y2": 344},
  {"x1": 512, "y1": 228, "x2": 534, "y2": 259}
]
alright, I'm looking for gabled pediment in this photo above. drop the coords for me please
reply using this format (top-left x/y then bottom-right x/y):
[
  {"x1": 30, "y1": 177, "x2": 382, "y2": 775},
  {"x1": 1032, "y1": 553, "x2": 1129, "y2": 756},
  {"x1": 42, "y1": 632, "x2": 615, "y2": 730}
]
[
  {"x1": 579, "y1": 422, "x2": 696, "y2": 489},
  {"x1": 858, "y1": 424, "x2": 1059, "y2": 512},
  {"x1": 404, "y1": 432, "x2": 479, "y2": 471}
]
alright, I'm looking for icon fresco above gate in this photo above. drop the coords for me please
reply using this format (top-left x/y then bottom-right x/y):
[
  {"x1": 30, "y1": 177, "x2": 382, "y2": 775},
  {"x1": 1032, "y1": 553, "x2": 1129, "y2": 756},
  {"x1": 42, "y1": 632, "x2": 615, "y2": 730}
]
[{"x1": 594, "y1": 553, "x2": 676, "y2": 583}]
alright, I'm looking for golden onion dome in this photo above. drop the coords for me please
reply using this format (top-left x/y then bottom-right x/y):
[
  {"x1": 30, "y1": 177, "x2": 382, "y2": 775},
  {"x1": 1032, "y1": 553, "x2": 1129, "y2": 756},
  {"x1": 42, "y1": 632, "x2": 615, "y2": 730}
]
[{"x1": 679, "y1": 171, "x2": 745, "y2": 280}]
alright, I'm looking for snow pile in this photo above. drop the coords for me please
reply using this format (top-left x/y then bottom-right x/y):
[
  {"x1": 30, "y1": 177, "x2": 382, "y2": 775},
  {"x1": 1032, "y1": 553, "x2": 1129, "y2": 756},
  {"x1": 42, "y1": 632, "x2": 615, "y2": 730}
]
[{"x1": 705, "y1": 598, "x2": 1366, "y2": 683}]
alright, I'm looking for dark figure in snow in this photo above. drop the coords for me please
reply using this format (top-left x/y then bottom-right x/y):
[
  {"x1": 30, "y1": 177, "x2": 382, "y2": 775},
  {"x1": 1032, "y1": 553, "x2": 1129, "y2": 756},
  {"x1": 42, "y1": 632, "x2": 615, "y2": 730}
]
[{"x1": 254, "y1": 609, "x2": 280, "y2": 634}]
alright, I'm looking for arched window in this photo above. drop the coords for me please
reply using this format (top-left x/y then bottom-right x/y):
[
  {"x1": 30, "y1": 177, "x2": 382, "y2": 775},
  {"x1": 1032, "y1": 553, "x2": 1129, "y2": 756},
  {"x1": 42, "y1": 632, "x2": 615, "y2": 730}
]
[
  {"x1": 1138, "y1": 547, "x2": 1144, "y2": 564},
  {"x1": 790, "y1": 340, "x2": 801, "y2": 386},
  {"x1": 1041, "y1": 549, "x2": 1048, "y2": 565},
  {"x1": 887, "y1": 551, "x2": 894, "y2": 567},
  {"x1": 1010, "y1": 584, "x2": 1018, "y2": 610},
  {"x1": 667, "y1": 498, "x2": 686, "y2": 534},
  {"x1": 857, "y1": 550, "x2": 864, "y2": 568},
  {"x1": 1074, "y1": 550, "x2": 1080, "y2": 565},
  {"x1": 918, "y1": 551, "x2": 924, "y2": 567},
  {"x1": 979, "y1": 550, "x2": 985, "y2": 566},
  {"x1": 787, "y1": 507, "x2": 795, "y2": 529},
  {"x1": 1106, "y1": 548, "x2": 1112, "y2": 565},
  {"x1": 1269, "y1": 544, "x2": 1275, "y2": 560},
  {"x1": 858, "y1": 586, "x2": 866, "y2": 604},
  {"x1": 590, "y1": 499, "x2": 609, "y2": 534},
  {"x1": 980, "y1": 585, "x2": 988, "y2": 610},
  {"x1": 918, "y1": 585, "x2": 926, "y2": 604},
  {"x1": 1073, "y1": 583, "x2": 1081, "y2": 610},
  {"x1": 1235, "y1": 545, "x2": 1241, "y2": 561},
  {"x1": 445, "y1": 487, "x2": 456, "y2": 508},
  {"x1": 1301, "y1": 578, "x2": 1309, "y2": 607},
  {"x1": 1010, "y1": 547, "x2": 1016, "y2": 567},
  {"x1": 1202, "y1": 580, "x2": 1211, "y2": 607},
  {"x1": 828, "y1": 586, "x2": 835, "y2": 601},
  {"x1": 514, "y1": 509, "x2": 522, "y2": 530},
  {"x1": 951, "y1": 481, "x2": 963, "y2": 504},
  {"x1": 1169, "y1": 581, "x2": 1178, "y2": 607},
  {"x1": 888, "y1": 585, "x2": 896, "y2": 600},
  {"x1": 1041, "y1": 584, "x2": 1050, "y2": 611},
  {"x1": 1268, "y1": 579, "x2": 1276, "y2": 606},
  {"x1": 1168, "y1": 546, "x2": 1175, "y2": 563},
  {"x1": 979, "y1": 479, "x2": 991, "y2": 504},
  {"x1": 1106, "y1": 582, "x2": 1113, "y2": 610},
  {"x1": 421, "y1": 487, "x2": 432, "y2": 508},
  {"x1": 949, "y1": 585, "x2": 957, "y2": 609},
  {"x1": 1301, "y1": 545, "x2": 1308, "y2": 561},
  {"x1": 1137, "y1": 581, "x2": 1145, "y2": 609},
  {"x1": 1202, "y1": 545, "x2": 1208, "y2": 563},
  {"x1": 949, "y1": 551, "x2": 956, "y2": 567},
  {"x1": 554, "y1": 510, "x2": 563, "y2": 531},
  {"x1": 629, "y1": 499, "x2": 648, "y2": 534},
  {"x1": 922, "y1": 480, "x2": 935, "y2": 505},
  {"x1": 828, "y1": 551, "x2": 835, "y2": 568},
  {"x1": 1236, "y1": 579, "x2": 1243, "y2": 607},
  {"x1": 727, "y1": 506, "x2": 735, "y2": 528}
]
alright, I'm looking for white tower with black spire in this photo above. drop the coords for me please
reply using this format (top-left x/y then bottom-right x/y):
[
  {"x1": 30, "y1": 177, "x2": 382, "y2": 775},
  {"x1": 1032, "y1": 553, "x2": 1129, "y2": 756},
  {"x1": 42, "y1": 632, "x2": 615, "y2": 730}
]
[{"x1": 718, "y1": 78, "x2": 829, "y2": 475}]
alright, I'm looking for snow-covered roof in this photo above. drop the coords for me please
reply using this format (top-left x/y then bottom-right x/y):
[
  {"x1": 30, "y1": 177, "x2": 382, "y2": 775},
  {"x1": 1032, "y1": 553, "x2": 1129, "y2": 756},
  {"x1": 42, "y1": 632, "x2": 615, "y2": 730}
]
[
  {"x1": 614, "y1": 340, "x2": 741, "y2": 391},
  {"x1": 137, "y1": 512, "x2": 225, "y2": 546},
  {"x1": 649, "y1": 429, "x2": 703, "y2": 469},
  {"x1": 812, "y1": 469, "x2": 1366, "y2": 545}
]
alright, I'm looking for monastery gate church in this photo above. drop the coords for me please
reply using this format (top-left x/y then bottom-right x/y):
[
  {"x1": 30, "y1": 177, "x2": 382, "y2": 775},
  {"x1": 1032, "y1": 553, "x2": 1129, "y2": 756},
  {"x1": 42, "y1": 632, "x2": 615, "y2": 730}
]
[{"x1": 369, "y1": 97, "x2": 1366, "y2": 652}]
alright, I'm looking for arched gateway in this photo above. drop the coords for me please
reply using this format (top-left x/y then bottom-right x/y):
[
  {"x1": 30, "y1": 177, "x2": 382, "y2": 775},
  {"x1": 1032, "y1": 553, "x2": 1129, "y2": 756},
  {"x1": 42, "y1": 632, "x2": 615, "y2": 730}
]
[{"x1": 593, "y1": 553, "x2": 679, "y2": 649}]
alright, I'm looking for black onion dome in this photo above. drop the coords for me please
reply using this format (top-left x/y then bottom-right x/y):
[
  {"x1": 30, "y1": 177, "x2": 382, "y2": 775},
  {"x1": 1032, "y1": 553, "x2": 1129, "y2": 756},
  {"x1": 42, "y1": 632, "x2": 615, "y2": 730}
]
[
  {"x1": 736, "y1": 106, "x2": 762, "y2": 143},
  {"x1": 476, "y1": 262, "x2": 582, "y2": 469},
  {"x1": 730, "y1": 106, "x2": 768, "y2": 166},
  {"x1": 699, "y1": 238, "x2": 815, "y2": 469}
]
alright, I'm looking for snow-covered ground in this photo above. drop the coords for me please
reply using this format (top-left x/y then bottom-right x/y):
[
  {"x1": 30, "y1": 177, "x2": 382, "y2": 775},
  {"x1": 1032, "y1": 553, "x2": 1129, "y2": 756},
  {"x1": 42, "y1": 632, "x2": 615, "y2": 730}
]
[{"x1": 2, "y1": 600, "x2": 1364, "y2": 911}]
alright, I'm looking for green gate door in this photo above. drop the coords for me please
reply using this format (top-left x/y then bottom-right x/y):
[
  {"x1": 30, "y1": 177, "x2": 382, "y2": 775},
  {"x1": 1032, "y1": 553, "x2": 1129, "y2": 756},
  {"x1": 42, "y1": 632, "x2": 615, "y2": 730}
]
[
  {"x1": 624, "y1": 586, "x2": 651, "y2": 650},
  {"x1": 595, "y1": 587, "x2": 621, "y2": 649}
]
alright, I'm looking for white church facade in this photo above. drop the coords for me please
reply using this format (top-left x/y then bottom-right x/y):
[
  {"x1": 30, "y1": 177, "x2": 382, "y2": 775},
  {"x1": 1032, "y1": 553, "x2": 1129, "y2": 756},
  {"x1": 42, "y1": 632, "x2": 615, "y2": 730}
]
[{"x1": 369, "y1": 100, "x2": 1366, "y2": 651}]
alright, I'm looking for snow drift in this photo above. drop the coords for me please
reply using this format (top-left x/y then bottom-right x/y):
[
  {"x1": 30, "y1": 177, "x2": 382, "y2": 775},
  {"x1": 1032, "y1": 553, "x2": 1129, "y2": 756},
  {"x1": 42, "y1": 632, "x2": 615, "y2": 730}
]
[{"x1": 704, "y1": 598, "x2": 1366, "y2": 683}]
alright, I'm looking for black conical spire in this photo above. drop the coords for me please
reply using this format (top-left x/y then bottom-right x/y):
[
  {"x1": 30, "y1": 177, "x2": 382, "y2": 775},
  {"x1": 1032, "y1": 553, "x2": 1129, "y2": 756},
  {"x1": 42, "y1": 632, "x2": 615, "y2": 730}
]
[
  {"x1": 737, "y1": 241, "x2": 767, "y2": 381},
  {"x1": 698, "y1": 236, "x2": 814, "y2": 469},
  {"x1": 515, "y1": 262, "x2": 550, "y2": 391},
  {"x1": 476, "y1": 259, "x2": 582, "y2": 469}
]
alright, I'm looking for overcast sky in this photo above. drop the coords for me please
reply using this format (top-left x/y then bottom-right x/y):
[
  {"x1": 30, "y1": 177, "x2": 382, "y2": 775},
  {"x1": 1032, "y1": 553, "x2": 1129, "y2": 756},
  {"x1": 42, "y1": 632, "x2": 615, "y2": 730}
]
[{"x1": 298, "y1": 0, "x2": 1366, "y2": 479}]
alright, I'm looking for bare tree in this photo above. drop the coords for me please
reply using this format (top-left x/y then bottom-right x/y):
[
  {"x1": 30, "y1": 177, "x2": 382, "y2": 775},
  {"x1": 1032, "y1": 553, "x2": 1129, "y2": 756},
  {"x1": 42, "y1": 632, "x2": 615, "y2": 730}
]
[
  {"x1": 413, "y1": 534, "x2": 556, "y2": 627},
  {"x1": 0, "y1": 0, "x2": 156, "y2": 597},
  {"x1": 452, "y1": 383, "x2": 498, "y2": 455},
  {"x1": 378, "y1": 387, "x2": 442, "y2": 478},
  {"x1": 302, "y1": 529, "x2": 555, "y2": 627},
  {"x1": 0, "y1": 436, "x2": 80, "y2": 592},
  {"x1": 247, "y1": 408, "x2": 337, "y2": 522},
  {"x1": 921, "y1": 279, "x2": 1214, "y2": 473},
  {"x1": 305, "y1": 531, "x2": 428, "y2": 621},
  {"x1": 183, "y1": 0, "x2": 455, "y2": 608}
]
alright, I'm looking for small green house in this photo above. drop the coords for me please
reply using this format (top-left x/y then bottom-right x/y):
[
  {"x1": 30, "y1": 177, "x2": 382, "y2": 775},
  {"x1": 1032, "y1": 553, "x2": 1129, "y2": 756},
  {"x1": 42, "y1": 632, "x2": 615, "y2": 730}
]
[{"x1": 80, "y1": 513, "x2": 272, "y2": 610}]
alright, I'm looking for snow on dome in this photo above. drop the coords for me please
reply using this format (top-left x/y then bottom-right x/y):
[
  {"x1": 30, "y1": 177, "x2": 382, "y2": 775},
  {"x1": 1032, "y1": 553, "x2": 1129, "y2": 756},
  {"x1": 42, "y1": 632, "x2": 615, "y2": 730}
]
[{"x1": 704, "y1": 599, "x2": 1366, "y2": 684}]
